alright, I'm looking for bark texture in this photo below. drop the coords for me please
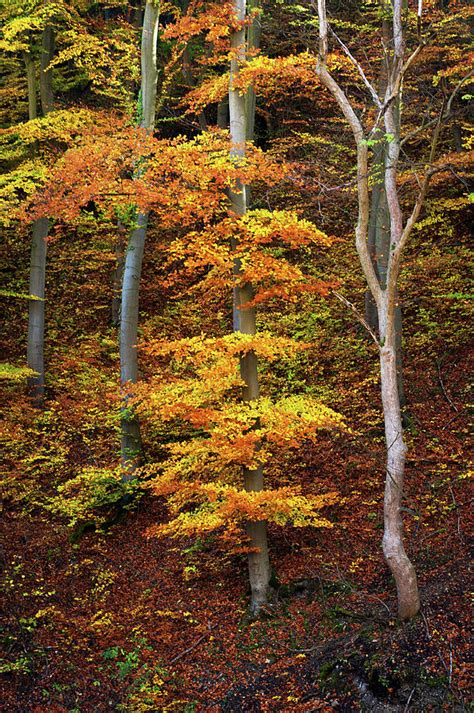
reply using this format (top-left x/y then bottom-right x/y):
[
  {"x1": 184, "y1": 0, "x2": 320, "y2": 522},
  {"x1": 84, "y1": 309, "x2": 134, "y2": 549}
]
[{"x1": 229, "y1": 0, "x2": 271, "y2": 613}]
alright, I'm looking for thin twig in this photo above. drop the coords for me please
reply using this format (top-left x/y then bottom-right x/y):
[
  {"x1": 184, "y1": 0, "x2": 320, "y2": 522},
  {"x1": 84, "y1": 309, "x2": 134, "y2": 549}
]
[
  {"x1": 333, "y1": 290, "x2": 380, "y2": 347},
  {"x1": 329, "y1": 26, "x2": 381, "y2": 108},
  {"x1": 404, "y1": 687, "x2": 416, "y2": 712},
  {"x1": 401, "y1": 68, "x2": 474, "y2": 146},
  {"x1": 170, "y1": 624, "x2": 216, "y2": 664},
  {"x1": 435, "y1": 358, "x2": 458, "y2": 412},
  {"x1": 448, "y1": 483, "x2": 465, "y2": 544},
  {"x1": 421, "y1": 610, "x2": 431, "y2": 639}
]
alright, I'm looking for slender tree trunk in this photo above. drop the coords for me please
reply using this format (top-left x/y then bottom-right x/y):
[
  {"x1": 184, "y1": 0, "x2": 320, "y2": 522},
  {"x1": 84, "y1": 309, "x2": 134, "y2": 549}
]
[
  {"x1": 365, "y1": 175, "x2": 381, "y2": 333},
  {"x1": 315, "y1": 0, "x2": 420, "y2": 619},
  {"x1": 364, "y1": 42, "x2": 406, "y2": 408},
  {"x1": 368, "y1": 148, "x2": 406, "y2": 409},
  {"x1": 378, "y1": 305, "x2": 419, "y2": 620},
  {"x1": 120, "y1": 1, "x2": 160, "y2": 477},
  {"x1": 140, "y1": 2, "x2": 160, "y2": 129},
  {"x1": 229, "y1": 0, "x2": 270, "y2": 613},
  {"x1": 120, "y1": 213, "x2": 147, "y2": 474},
  {"x1": 25, "y1": 29, "x2": 54, "y2": 405},
  {"x1": 380, "y1": 1, "x2": 419, "y2": 617},
  {"x1": 27, "y1": 217, "x2": 48, "y2": 404}
]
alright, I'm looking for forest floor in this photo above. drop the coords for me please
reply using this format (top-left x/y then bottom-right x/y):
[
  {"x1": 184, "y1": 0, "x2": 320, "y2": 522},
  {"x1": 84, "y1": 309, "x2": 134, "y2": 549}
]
[{"x1": 1, "y1": 347, "x2": 472, "y2": 712}]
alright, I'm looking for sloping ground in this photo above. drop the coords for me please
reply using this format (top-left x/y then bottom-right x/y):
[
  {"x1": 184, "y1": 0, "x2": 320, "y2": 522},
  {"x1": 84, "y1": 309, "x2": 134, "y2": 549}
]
[{"x1": 0, "y1": 346, "x2": 471, "y2": 712}]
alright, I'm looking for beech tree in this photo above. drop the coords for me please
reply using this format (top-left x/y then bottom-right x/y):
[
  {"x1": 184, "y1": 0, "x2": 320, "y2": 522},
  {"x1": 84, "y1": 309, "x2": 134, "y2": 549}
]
[
  {"x1": 228, "y1": 0, "x2": 271, "y2": 611},
  {"x1": 314, "y1": 0, "x2": 468, "y2": 619},
  {"x1": 0, "y1": 1, "x2": 53, "y2": 404},
  {"x1": 120, "y1": 0, "x2": 161, "y2": 476}
]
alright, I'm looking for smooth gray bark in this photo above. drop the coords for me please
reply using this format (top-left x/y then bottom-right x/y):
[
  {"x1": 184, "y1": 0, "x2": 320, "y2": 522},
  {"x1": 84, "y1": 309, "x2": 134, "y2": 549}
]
[
  {"x1": 120, "y1": 1, "x2": 160, "y2": 477},
  {"x1": 120, "y1": 213, "x2": 147, "y2": 471},
  {"x1": 366, "y1": 132, "x2": 406, "y2": 409},
  {"x1": 27, "y1": 217, "x2": 48, "y2": 403},
  {"x1": 25, "y1": 29, "x2": 54, "y2": 405},
  {"x1": 140, "y1": 2, "x2": 160, "y2": 130},
  {"x1": 229, "y1": 0, "x2": 271, "y2": 613},
  {"x1": 365, "y1": 30, "x2": 406, "y2": 408}
]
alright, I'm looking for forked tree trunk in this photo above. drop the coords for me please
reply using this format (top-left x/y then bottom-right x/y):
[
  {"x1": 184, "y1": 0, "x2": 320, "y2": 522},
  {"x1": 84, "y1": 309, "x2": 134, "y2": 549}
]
[
  {"x1": 365, "y1": 36, "x2": 406, "y2": 408},
  {"x1": 120, "y1": 1, "x2": 160, "y2": 477},
  {"x1": 316, "y1": 0, "x2": 420, "y2": 620},
  {"x1": 229, "y1": 0, "x2": 271, "y2": 613}
]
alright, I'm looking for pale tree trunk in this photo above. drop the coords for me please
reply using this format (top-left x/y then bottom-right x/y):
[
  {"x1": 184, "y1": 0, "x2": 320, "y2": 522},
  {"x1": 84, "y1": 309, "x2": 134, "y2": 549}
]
[
  {"x1": 378, "y1": 8, "x2": 419, "y2": 617},
  {"x1": 120, "y1": 213, "x2": 147, "y2": 471},
  {"x1": 365, "y1": 25, "x2": 406, "y2": 408},
  {"x1": 25, "y1": 29, "x2": 54, "y2": 405},
  {"x1": 379, "y1": 304, "x2": 419, "y2": 620},
  {"x1": 316, "y1": 0, "x2": 420, "y2": 619},
  {"x1": 120, "y1": 1, "x2": 160, "y2": 477},
  {"x1": 367, "y1": 135, "x2": 406, "y2": 409},
  {"x1": 229, "y1": 0, "x2": 270, "y2": 613}
]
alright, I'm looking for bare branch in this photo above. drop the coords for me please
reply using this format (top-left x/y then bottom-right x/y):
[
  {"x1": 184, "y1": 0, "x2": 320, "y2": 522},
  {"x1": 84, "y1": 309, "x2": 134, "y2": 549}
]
[
  {"x1": 315, "y1": 0, "x2": 383, "y2": 307},
  {"x1": 333, "y1": 291, "x2": 380, "y2": 347},
  {"x1": 386, "y1": 96, "x2": 446, "y2": 298},
  {"x1": 401, "y1": 68, "x2": 474, "y2": 146},
  {"x1": 329, "y1": 26, "x2": 382, "y2": 108},
  {"x1": 446, "y1": 67, "x2": 474, "y2": 116}
]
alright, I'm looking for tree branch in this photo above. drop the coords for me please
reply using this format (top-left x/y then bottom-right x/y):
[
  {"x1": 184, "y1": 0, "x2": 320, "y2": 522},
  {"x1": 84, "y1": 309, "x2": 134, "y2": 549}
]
[
  {"x1": 315, "y1": 0, "x2": 383, "y2": 308},
  {"x1": 333, "y1": 291, "x2": 380, "y2": 347},
  {"x1": 329, "y1": 26, "x2": 381, "y2": 108}
]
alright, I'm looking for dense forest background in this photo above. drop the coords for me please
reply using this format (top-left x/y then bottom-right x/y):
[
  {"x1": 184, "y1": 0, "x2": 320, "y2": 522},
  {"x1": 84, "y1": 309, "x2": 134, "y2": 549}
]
[{"x1": 0, "y1": 0, "x2": 472, "y2": 710}]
